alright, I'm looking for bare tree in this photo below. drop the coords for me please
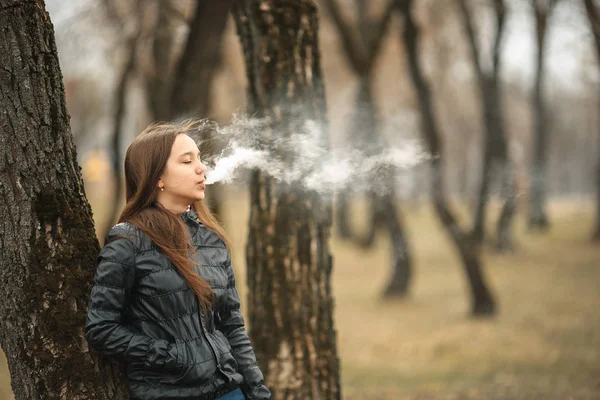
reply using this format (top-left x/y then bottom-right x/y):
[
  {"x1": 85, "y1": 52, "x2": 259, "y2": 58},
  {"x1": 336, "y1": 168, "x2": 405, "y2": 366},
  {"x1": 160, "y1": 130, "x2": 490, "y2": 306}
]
[
  {"x1": 583, "y1": 0, "x2": 600, "y2": 241},
  {"x1": 0, "y1": 0, "x2": 128, "y2": 397},
  {"x1": 102, "y1": 33, "x2": 139, "y2": 240},
  {"x1": 102, "y1": 0, "x2": 234, "y2": 233},
  {"x1": 233, "y1": 0, "x2": 341, "y2": 397},
  {"x1": 396, "y1": 0, "x2": 497, "y2": 316},
  {"x1": 528, "y1": 0, "x2": 557, "y2": 231},
  {"x1": 324, "y1": 0, "x2": 413, "y2": 297},
  {"x1": 456, "y1": 0, "x2": 517, "y2": 251}
]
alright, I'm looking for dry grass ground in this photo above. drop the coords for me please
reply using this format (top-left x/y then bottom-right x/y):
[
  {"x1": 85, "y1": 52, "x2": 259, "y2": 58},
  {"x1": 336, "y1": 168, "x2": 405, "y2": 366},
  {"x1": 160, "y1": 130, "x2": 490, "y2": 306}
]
[{"x1": 1, "y1": 189, "x2": 599, "y2": 399}]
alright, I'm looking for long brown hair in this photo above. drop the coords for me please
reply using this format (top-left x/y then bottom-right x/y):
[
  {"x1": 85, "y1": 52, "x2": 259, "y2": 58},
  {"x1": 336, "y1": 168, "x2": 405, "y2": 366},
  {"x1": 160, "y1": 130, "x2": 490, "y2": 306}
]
[{"x1": 118, "y1": 120, "x2": 230, "y2": 314}]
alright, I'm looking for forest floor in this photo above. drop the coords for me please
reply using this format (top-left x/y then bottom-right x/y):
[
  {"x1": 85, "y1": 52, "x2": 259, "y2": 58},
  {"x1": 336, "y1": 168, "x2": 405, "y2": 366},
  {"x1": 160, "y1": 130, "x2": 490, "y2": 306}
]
[
  {"x1": 1, "y1": 194, "x2": 598, "y2": 399},
  {"x1": 314, "y1": 198, "x2": 599, "y2": 400}
]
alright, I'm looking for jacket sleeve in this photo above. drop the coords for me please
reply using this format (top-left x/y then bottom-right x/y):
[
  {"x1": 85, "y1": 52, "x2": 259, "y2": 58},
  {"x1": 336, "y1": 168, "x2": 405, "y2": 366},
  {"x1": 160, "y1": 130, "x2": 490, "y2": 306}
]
[
  {"x1": 216, "y1": 261, "x2": 271, "y2": 400},
  {"x1": 85, "y1": 226, "x2": 178, "y2": 369}
]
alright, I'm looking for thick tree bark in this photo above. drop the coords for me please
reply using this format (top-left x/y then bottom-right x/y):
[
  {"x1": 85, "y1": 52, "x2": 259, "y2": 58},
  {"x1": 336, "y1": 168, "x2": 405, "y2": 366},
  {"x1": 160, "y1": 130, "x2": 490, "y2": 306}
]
[
  {"x1": 583, "y1": 0, "x2": 600, "y2": 241},
  {"x1": 233, "y1": 1, "x2": 341, "y2": 398},
  {"x1": 397, "y1": 0, "x2": 496, "y2": 316},
  {"x1": 0, "y1": 1, "x2": 128, "y2": 398},
  {"x1": 528, "y1": 0, "x2": 555, "y2": 231},
  {"x1": 456, "y1": 0, "x2": 516, "y2": 251}
]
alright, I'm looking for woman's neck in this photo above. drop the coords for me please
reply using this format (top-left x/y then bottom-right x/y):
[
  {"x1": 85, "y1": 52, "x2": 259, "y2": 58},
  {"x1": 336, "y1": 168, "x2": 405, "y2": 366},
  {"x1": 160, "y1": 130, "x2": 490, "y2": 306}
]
[{"x1": 156, "y1": 197, "x2": 189, "y2": 214}]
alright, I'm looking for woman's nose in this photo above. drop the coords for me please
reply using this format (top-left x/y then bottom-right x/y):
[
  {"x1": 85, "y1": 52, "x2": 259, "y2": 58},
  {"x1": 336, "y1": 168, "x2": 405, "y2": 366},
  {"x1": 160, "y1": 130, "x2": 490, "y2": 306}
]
[{"x1": 197, "y1": 162, "x2": 207, "y2": 174}]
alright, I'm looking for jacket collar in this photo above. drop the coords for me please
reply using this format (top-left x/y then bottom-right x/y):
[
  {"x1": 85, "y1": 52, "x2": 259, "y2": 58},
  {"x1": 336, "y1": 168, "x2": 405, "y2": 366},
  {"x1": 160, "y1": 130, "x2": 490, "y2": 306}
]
[{"x1": 179, "y1": 207, "x2": 201, "y2": 225}]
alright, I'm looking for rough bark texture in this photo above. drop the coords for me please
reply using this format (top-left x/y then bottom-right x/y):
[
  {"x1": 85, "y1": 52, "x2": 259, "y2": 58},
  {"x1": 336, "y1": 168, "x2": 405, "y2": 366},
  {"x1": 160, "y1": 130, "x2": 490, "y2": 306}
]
[
  {"x1": 233, "y1": 0, "x2": 341, "y2": 398},
  {"x1": 456, "y1": 0, "x2": 516, "y2": 251},
  {"x1": 397, "y1": 0, "x2": 496, "y2": 316},
  {"x1": 0, "y1": 1, "x2": 128, "y2": 398},
  {"x1": 527, "y1": 0, "x2": 555, "y2": 231},
  {"x1": 583, "y1": 0, "x2": 600, "y2": 241},
  {"x1": 324, "y1": 0, "x2": 412, "y2": 296}
]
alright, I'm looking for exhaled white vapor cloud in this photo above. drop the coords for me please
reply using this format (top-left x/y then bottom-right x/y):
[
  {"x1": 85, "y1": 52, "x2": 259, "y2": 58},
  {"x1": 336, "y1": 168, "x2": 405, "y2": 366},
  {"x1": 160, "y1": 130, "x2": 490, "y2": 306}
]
[{"x1": 202, "y1": 117, "x2": 429, "y2": 194}]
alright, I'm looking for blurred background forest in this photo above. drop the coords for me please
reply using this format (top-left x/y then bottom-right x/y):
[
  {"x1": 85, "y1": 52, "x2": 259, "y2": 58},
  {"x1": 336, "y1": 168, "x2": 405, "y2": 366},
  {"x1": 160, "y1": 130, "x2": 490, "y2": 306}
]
[{"x1": 1, "y1": 0, "x2": 600, "y2": 398}]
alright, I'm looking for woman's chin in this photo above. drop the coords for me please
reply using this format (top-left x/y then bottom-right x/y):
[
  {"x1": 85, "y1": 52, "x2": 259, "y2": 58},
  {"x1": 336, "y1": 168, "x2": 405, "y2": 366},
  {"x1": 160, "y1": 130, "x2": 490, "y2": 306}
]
[{"x1": 193, "y1": 192, "x2": 206, "y2": 201}]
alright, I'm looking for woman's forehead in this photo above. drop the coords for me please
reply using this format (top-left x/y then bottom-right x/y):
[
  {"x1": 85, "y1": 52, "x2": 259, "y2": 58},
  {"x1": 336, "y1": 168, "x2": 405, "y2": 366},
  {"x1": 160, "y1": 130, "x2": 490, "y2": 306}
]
[{"x1": 171, "y1": 134, "x2": 200, "y2": 155}]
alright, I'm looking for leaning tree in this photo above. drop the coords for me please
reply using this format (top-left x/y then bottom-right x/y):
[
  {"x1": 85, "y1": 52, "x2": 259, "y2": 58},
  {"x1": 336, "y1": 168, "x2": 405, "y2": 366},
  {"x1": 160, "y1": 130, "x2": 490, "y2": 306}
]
[
  {"x1": 0, "y1": 0, "x2": 128, "y2": 398},
  {"x1": 395, "y1": 0, "x2": 497, "y2": 316}
]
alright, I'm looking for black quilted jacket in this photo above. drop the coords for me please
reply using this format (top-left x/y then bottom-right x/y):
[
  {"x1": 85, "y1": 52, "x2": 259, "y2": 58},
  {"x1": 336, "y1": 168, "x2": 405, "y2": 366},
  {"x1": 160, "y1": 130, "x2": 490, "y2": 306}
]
[{"x1": 85, "y1": 209, "x2": 271, "y2": 400}]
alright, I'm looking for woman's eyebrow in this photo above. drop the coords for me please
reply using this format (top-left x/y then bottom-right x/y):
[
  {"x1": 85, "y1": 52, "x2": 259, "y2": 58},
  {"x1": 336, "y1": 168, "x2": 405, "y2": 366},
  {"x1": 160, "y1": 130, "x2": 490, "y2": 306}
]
[{"x1": 178, "y1": 150, "x2": 200, "y2": 158}]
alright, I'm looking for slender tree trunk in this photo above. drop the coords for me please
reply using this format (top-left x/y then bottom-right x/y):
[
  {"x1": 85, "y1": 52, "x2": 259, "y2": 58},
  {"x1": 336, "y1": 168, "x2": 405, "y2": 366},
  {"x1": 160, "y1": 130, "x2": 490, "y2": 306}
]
[
  {"x1": 335, "y1": 78, "x2": 376, "y2": 241},
  {"x1": 233, "y1": 1, "x2": 341, "y2": 398},
  {"x1": 456, "y1": 0, "x2": 515, "y2": 250},
  {"x1": 169, "y1": 0, "x2": 234, "y2": 119},
  {"x1": 324, "y1": 0, "x2": 412, "y2": 294},
  {"x1": 381, "y1": 191, "x2": 412, "y2": 297},
  {"x1": 102, "y1": 36, "x2": 138, "y2": 240},
  {"x1": 146, "y1": 1, "x2": 176, "y2": 122},
  {"x1": 0, "y1": 1, "x2": 128, "y2": 398},
  {"x1": 397, "y1": 0, "x2": 496, "y2": 315},
  {"x1": 528, "y1": 0, "x2": 555, "y2": 231},
  {"x1": 496, "y1": 162, "x2": 517, "y2": 251},
  {"x1": 169, "y1": 0, "x2": 234, "y2": 221},
  {"x1": 583, "y1": 0, "x2": 600, "y2": 240}
]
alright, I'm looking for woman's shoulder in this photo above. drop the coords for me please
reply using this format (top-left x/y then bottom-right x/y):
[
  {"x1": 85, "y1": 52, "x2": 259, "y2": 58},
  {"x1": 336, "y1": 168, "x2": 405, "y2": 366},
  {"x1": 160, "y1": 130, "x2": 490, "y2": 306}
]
[
  {"x1": 105, "y1": 222, "x2": 146, "y2": 251},
  {"x1": 194, "y1": 225, "x2": 228, "y2": 249}
]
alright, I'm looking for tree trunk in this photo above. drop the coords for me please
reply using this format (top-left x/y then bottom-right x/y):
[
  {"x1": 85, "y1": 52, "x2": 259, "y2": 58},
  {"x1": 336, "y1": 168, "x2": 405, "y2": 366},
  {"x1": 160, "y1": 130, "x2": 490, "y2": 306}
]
[
  {"x1": 169, "y1": 0, "x2": 234, "y2": 120},
  {"x1": 583, "y1": 0, "x2": 600, "y2": 241},
  {"x1": 528, "y1": 0, "x2": 554, "y2": 231},
  {"x1": 380, "y1": 192, "x2": 412, "y2": 298},
  {"x1": 0, "y1": 1, "x2": 128, "y2": 398},
  {"x1": 146, "y1": 1, "x2": 176, "y2": 122},
  {"x1": 456, "y1": 0, "x2": 515, "y2": 250},
  {"x1": 336, "y1": 77, "x2": 378, "y2": 241},
  {"x1": 496, "y1": 162, "x2": 517, "y2": 251},
  {"x1": 233, "y1": 1, "x2": 341, "y2": 398},
  {"x1": 168, "y1": 0, "x2": 234, "y2": 222},
  {"x1": 323, "y1": 0, "x2": 395, "y2": 242},
  {"x1": 323, "y1": 0, "x2": 412, "y2": 294},
  {"x1": 102, "y1": 35, "x2": 138, "y2": 240},
  {"x1": 397, "y1": 0, "x2": 496, "y2": 316}
]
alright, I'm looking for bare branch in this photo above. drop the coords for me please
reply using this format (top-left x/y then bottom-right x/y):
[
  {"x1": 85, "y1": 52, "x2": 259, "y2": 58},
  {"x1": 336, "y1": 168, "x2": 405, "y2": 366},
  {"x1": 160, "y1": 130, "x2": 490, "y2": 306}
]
[
  {"x1": 491, "y1": 0, "x2": 506, "y2": 79},
  {"x1": 365, "y1": 1, "x2": 395, "y2": 70},
  {"x1": 322, "y1": 0, "x2": 369, "y2": 73},
  {"x1": 583, "y1": 0, "x2": 600, "y2": 61},
  {"x1": 455, "y1": 0, "x2": 484, "y2": 82}
]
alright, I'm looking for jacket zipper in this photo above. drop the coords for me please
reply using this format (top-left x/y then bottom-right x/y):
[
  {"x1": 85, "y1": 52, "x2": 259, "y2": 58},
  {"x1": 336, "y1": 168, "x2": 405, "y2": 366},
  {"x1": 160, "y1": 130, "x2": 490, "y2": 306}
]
[
  {"x1": 186, "y1": 211, "x2": 221, "y2": 370},
  {"x1": 200, "y1": 308, "x2": 221, "y2": 369}
]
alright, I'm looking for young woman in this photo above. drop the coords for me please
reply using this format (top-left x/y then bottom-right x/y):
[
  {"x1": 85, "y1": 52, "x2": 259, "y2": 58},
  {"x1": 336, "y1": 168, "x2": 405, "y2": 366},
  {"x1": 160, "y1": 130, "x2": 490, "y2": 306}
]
[{"x1": 85, "y1": 121, "x2": 271, "y2": 400}]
